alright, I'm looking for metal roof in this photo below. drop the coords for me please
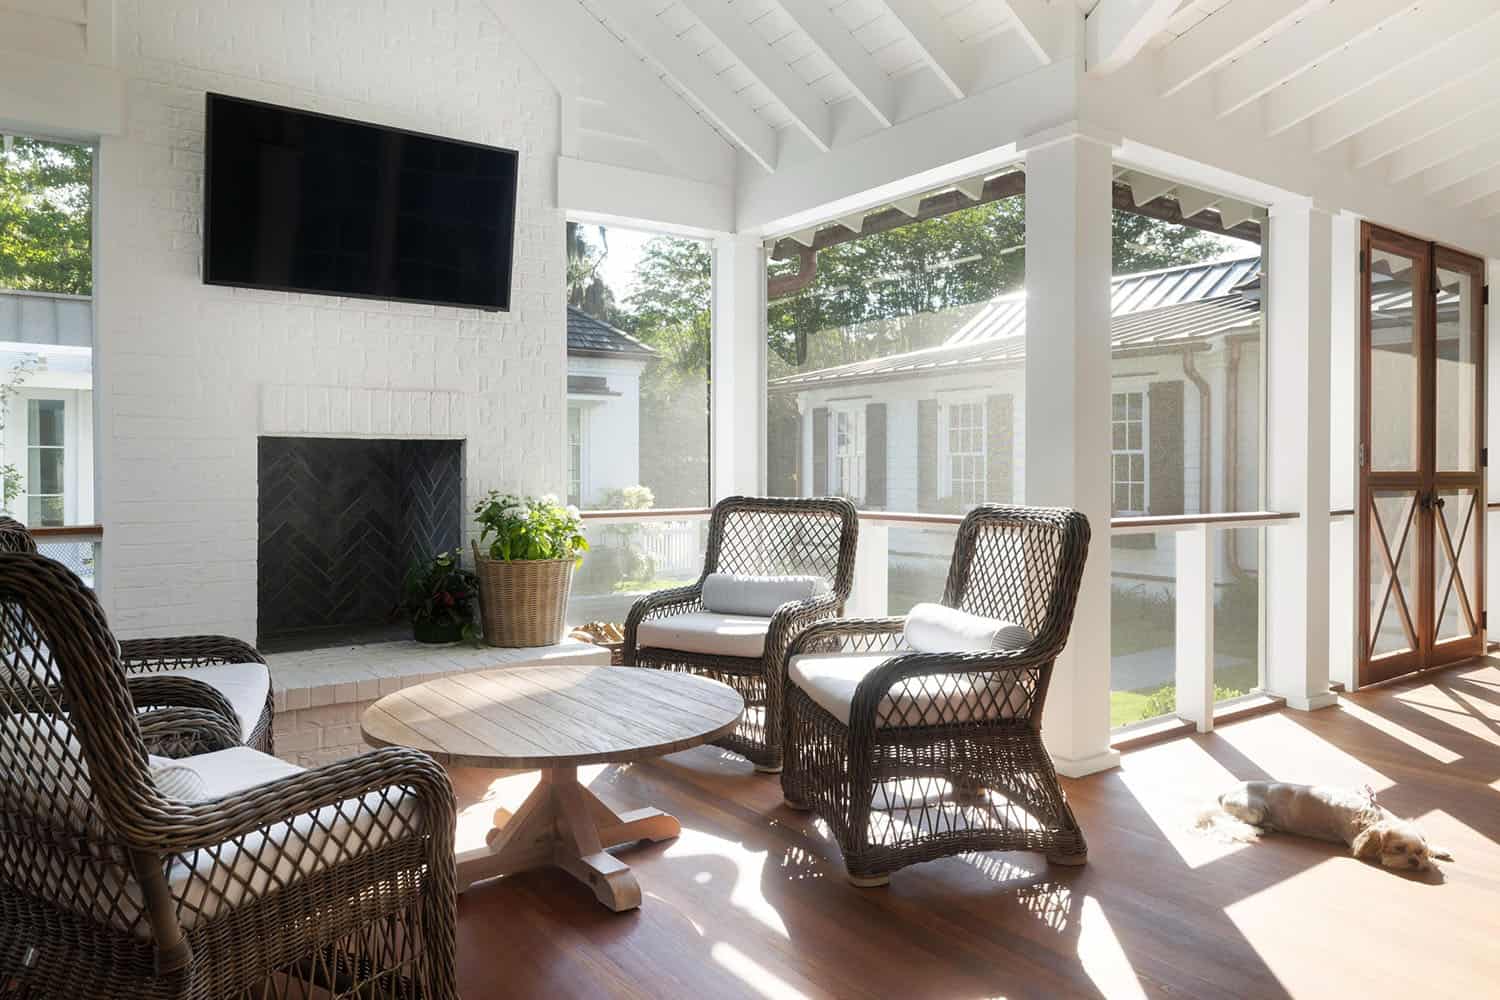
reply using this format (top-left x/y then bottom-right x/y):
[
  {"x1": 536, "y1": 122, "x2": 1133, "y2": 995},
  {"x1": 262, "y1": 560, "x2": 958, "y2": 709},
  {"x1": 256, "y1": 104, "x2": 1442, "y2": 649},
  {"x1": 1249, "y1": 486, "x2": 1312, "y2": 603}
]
[
  {"x1": 770, "y1": 255, "x2": 1262, "y2": 392},
  {"x1": 566, "y1": 306, "x2": 657, "y2": 359},
  {"x1": 0, "y1": 288, "x2": 92, "y2": 348}
]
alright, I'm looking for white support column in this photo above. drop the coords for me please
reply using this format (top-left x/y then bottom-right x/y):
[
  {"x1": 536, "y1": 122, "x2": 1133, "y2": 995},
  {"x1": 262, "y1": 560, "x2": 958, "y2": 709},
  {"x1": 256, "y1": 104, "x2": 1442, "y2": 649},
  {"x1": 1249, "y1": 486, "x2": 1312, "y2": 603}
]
[
  {"x1": 1264, "y1": 201, "x2": 1339, "y2": 711},
  {"x1": 848, "y1": 521, "x2": 889, "y2": 617},
  {"x1": 1020, "y1": 122, "x2": 1120, "y2": 778},
  {"x1": 711, "y1": 234, "x2": 768, "y2": 501},
  {"x1": 1175, "y1": 524, "x2": 1214, "y2": 732},
  {"x1": 1327, "y1": 212, "x2": 1361, "y2": 690}
]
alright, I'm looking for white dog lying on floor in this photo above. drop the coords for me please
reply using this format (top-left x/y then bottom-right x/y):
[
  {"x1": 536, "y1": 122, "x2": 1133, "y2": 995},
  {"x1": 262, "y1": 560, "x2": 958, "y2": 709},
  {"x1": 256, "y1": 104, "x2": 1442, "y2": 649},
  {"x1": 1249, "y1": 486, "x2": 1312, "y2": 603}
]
[{"x1": 1198, "y1": 781, "x2": 1452, "y2": 872}]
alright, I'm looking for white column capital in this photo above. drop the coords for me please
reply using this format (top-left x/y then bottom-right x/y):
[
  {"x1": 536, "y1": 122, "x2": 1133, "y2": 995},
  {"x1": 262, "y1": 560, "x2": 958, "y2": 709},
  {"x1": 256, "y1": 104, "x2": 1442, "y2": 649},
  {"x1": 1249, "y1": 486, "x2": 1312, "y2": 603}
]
[{"x1": 1017, "y1": 120, "x2": 1123, "y2": 156}]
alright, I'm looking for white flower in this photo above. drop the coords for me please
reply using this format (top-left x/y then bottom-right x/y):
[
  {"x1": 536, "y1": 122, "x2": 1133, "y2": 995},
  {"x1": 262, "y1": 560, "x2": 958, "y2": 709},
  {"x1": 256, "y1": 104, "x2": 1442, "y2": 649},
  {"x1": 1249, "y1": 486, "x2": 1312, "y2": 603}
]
[
  {"x1": 503, "y1": 505, "x2": 526, "y2": 519},
  {"x1": 540, "y1": 493, "x2": 559, "y2": 507},
  {"x1": 565, "y1": 504, "x2": 580, "y2": 518}
]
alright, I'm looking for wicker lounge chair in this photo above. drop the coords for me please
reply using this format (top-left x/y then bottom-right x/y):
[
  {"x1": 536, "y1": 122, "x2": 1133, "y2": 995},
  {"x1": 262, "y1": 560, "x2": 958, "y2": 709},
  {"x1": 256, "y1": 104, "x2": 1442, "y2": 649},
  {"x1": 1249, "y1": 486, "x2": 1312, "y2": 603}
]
[
  {"x1": 0, "y1": 518, "x2": 274, "y2": 752},
  {"x1": 624, "y1": 496, "x2": 859, "y2": 771},
  {"x1": 779, "y1": 505, "x2": 1091, "y2": 885},
  {"x1": 0, "y1": 552, "x2": 457, "y2": 999}
]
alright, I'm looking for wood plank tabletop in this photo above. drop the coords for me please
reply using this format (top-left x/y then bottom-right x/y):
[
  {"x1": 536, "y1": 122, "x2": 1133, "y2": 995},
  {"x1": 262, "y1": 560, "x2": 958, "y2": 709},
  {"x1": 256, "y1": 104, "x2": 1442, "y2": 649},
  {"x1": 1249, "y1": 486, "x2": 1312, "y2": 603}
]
[{"x1": 361, "y1": 665, "x2": 744, "y2": 769}]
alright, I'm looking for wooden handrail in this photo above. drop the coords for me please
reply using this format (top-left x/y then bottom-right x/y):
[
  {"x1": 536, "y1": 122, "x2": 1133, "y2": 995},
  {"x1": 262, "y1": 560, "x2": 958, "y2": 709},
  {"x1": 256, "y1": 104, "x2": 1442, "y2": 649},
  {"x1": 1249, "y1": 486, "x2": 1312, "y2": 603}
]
[
  {"x1": 577, "y1": 506, "x2": 1299, "y2": 531},
  {"x1": 29, "y1": 523, "x2": 103, "y2": 541},
  {"x1": 578, "y1": 507, "x2": 712, "y2": 521}
]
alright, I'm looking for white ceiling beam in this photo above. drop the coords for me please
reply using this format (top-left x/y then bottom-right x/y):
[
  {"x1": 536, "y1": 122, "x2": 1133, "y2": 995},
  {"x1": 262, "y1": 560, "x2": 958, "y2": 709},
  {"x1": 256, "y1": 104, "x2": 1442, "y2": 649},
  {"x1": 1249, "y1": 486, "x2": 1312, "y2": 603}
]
[
  {"x1": 1119, "y1": 170, "x2": 1176, "y2": 206},
  {"x1": 1174, "y1": 188, "x2": 1219, "y2": 219},
  {"x1": 1307, "y1": 18, "x2": 1500, "y2": 151},
  {"x1": 605, "y1": 4, "x2": 779, "y2": 174},
  {"x1": 1475, "y1": 191, "x2": 1500, "y2": 219},
  {"x1": 1157, "y1": 0, "x2": 1311, "y2": 98},
  {"x1": 776, "y1": 0, "x2": 895, "y2": 128},
  {"x1": 680, "y1": 0, "x2": 833, "y2": 152},
  {"x1": 1442, "y1": 164, "x2": 1500, "y2": 209},
  {"x1": 1086, "y1": 0, "x2": 1178, "y2": 76},
  {"x1": 879, "y1": 0, "x2": 970, "y2": 100},
  {"x1": 1213, "y1": 0, "x2": 1414, "y2": 118},
  {"x1": 997, "y1": 0, "x2": 1065, "y2": 66},
  {"x1": 1264, "y1": 0, "x2": 1500, "y2": 137},
  {"x1": 1424, "y1": 136, "x2": 1500, "y2": 196},
  {"x1": 1360, "y1": 75, "x2": 1500, "y2": 175},
  {"x1": 485, "y1": 0, "x2": 731, "y2": 185}
]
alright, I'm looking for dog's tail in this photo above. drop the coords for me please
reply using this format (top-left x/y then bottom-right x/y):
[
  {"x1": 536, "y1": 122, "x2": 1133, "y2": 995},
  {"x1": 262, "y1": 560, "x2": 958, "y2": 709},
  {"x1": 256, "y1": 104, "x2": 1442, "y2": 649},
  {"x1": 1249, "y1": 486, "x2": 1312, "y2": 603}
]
[{"x1": 1194, "y1": 806, "x2": 1261, "y2": 843}]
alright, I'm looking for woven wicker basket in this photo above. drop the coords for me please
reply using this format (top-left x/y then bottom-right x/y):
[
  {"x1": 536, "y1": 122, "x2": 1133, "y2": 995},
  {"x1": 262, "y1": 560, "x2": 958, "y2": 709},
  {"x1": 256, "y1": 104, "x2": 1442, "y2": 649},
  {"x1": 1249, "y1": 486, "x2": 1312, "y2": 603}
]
[{"x1": 471, "y1": 541, "x2": 574, "y2": 647}]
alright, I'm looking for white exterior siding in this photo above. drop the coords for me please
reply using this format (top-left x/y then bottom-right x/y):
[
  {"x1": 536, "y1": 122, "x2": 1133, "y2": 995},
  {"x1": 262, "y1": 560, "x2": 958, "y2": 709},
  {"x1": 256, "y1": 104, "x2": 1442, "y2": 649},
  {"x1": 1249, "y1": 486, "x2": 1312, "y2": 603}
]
[{"x1": 567, "y1": 354, "x2": 648, "y2": 508}]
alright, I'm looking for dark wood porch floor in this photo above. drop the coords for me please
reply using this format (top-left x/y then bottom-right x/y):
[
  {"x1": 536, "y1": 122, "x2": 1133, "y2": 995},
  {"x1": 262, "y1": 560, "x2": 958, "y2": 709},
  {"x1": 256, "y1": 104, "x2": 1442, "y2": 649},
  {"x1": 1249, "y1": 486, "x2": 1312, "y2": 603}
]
[{"x1": 452, "y1": 659, "x2": 1500, "y2": 999}]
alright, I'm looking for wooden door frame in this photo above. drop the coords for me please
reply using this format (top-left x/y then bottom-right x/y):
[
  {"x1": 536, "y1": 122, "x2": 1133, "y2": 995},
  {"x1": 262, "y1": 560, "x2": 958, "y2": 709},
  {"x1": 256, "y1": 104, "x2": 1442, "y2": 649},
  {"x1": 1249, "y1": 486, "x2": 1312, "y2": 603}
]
[{"x1": 1357, "y1": 223, "x2": 1486, "y2": 687}]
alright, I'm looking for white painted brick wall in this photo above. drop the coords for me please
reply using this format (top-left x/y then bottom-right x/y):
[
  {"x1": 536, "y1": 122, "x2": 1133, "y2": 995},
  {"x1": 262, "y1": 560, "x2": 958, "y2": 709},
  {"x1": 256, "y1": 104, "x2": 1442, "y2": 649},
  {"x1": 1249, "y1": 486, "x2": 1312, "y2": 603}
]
[{"x1": 94, "y1": 0, "x2": 564, "y2": 641}]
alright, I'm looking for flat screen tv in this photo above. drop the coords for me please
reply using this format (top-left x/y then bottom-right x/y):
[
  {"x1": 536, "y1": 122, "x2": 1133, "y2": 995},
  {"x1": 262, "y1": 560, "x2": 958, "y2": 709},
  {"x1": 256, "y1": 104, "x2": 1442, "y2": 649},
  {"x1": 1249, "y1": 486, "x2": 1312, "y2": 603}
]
[{"x1": 204, "y1": 93, "x2": 518, "y2": 311}]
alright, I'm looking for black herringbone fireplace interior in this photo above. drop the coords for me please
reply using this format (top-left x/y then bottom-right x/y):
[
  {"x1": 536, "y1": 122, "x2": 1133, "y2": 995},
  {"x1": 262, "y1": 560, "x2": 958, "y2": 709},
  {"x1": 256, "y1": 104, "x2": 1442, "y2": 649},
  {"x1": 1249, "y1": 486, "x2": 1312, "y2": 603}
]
[{"x1": 257, "y1": 437, "x2": 463, "y2": 651}]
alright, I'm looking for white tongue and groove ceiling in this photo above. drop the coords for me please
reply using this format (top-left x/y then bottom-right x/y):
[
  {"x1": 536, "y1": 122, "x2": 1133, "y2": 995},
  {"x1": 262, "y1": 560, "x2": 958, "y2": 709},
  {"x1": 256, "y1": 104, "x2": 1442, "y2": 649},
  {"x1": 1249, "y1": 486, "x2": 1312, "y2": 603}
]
[{"x1": 489, "y1": 0, "x2": 1500, "y2": 225}]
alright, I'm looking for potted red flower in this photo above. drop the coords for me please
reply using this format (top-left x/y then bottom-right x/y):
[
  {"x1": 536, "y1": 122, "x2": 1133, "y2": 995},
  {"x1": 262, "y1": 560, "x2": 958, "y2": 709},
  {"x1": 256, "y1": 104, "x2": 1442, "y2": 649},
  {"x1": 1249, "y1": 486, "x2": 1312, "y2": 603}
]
[{"x1": 400, "y1": 549, "x2": 480, "y2": 644}]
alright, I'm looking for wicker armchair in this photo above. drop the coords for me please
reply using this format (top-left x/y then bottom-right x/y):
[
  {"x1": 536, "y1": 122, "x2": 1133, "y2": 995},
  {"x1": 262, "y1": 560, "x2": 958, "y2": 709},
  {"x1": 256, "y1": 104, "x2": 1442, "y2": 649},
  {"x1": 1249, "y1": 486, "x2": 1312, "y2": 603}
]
[
  {"x1": 0, "y1": 553, "x2": 457, "y2": 1000},
  {"x1": 0, "y1": 516, "x2": 35, "y2": 554},
  {"x1": 0, "y1": 518, "x2": 274, "y2": 753},
  {"x1": 779, "y1": 505, "x2": 1091, "y2": 886},
  {"x1": 624, "y1": 496, "x2": 859, "y2": 771}
]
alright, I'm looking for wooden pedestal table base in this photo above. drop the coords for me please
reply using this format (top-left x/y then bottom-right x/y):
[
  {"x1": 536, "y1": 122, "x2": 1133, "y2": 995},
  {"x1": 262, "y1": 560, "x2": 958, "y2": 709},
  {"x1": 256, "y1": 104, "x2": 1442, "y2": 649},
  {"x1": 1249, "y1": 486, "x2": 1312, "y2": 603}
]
[
  {"x1": 456, "y1": 766, "x2": 682, "y2": 910},
  {"x1": 360, "y1": 665, "x2": 744, "y2": 913}
]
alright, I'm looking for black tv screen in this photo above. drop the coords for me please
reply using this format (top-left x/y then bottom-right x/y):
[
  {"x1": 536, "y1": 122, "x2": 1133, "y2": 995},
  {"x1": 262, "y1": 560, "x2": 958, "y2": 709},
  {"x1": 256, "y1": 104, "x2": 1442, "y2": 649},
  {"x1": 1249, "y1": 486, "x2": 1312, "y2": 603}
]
[{"x1": 204, "y1": 93, "x2": 518, "y2": 311}]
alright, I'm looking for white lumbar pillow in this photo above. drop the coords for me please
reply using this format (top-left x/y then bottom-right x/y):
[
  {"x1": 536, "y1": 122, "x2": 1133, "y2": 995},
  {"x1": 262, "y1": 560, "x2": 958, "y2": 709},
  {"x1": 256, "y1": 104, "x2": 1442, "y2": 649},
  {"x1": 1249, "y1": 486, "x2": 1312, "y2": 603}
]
[
  {"x1": 903, "y1": 602, "x2": 1033, "y2": 653},
  {"x1": 701, "y1": 573, "x2": 832, "y2": 617},
  {"x1": 149, "y1": 759, "x2": 210, "y2": 802}
]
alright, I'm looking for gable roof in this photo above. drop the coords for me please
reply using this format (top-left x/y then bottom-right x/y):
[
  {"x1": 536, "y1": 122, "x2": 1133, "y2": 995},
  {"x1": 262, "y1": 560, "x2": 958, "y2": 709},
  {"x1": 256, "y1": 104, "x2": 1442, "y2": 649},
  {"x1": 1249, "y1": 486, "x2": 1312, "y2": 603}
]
[
  {"x1": 566, "y1": 306, "x2": 657, "y2": 359},
  {"x1": 769, "y1": 255, "x2": 1262, "y2": 392}
]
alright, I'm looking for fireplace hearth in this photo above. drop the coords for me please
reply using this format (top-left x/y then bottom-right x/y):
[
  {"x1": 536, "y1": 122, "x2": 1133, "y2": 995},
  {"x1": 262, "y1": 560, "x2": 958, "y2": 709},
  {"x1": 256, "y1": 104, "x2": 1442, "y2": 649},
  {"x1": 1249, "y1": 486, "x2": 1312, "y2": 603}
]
[{"x1": 257, "y1": 437, "x2": 464, "y2": 651}]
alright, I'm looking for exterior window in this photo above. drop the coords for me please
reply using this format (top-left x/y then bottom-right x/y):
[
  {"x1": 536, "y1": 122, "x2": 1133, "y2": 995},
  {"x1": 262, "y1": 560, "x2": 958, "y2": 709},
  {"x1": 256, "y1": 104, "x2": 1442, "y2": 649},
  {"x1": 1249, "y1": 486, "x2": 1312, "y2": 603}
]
[
  {"x1": 832, "y1": 406, "x2": 865, "y2": 502},
  {"x1": 1111, "y1": 390, "x2": 1147, "y2": 515},
  {"x1": 27, "y1": 399, "x2": 65, "y2": 526},
  {"x1": 943, "y1": 400, "x2": 986, "y2": 506},
  {"x1": 567, "y1": 404, "x2": 584, "y2": 507}
]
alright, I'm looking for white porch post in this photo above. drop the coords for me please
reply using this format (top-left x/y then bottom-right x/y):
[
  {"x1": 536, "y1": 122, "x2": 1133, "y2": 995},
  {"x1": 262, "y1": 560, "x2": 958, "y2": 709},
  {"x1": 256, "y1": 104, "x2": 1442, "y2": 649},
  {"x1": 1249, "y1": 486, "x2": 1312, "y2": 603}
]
[
  {"x1": 1328, "y1": 212, "x2": 1362, "y2": 690},
  {"x1": 711, "y1": 234, "x2": 767, "y2": 501},
  {"x1": 1264, "y1": 201, "x2": 1339, "y2": 711},
  {"x1": 1021, "y1": 123, "x2": 1120, "y2": 778}
]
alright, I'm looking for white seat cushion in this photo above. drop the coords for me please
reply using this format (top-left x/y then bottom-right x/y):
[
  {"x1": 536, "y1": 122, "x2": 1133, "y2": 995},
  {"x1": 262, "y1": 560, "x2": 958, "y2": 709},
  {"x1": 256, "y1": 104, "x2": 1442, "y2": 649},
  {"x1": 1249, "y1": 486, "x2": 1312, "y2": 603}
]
[
  {"x1": 158, "y1": 747, "x2": 416, "y2": 930},
  {"x1": 789, "y1": 651, "x2": 1030, "y2": 728},
  {"x1": 159, "y1": 662, "x2": 271, "y2": 741},
  {"x1": 637, "y1": 611, "x2": 772, "y2": 658}
]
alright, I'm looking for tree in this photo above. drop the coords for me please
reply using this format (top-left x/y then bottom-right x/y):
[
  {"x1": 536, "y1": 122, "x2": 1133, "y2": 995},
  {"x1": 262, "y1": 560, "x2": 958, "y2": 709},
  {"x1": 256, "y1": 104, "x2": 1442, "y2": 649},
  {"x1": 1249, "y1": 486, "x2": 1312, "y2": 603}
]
[
  {"x1": 565, "y1": 221, "x2": 617, "y2": 322},
  {"x1": 0, "y1": 137, "x2": 92, "y2": 295}
]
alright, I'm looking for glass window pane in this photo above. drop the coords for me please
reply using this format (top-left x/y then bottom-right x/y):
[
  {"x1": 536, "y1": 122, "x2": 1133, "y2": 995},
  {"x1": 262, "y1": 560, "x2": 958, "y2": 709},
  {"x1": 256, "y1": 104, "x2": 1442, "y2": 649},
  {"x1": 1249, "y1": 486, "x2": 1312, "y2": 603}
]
[
  {"x1": 1112, "y1": 531, "x2": 1176, "y2": 727},
  {"x1": 1368, "y1": 248, "x2": 1421, "y2": 472},
  {"x1": 28, "y1": 399, "x2": 64, "y2": 446},
  {"x1": 563, "y1": 222, "x2": 710, "y2": 511},
  {"x1": 29, "y1": 448, "x2": 63, "y2": 495},
  {"x1": 1214, "y1": 527, "x2": 1261, "y2": 701},
  {"x1": 1434, "y1": 265, "x2": 1479, "y2": 473}
]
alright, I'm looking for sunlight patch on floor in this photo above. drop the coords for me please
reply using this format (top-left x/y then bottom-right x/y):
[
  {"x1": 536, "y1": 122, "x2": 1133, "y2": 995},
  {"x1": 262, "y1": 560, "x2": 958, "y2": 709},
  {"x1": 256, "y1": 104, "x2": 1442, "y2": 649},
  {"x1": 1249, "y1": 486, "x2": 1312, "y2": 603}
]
[
  {"x1": 1077, "y1": 896, "x2": 1147, "y2": 1000},
  {"x1": 1393, "y1": 683, "x2": 1500, "y2": 747},
  {"x1": 710, "y1": 942, "x2": 810, "y2": 1000},
  {"x1": 453, "y1": 765, "x2": 608, "y2": 854},
  {"x1": 664, "y1": 828, "x2": 789, "y2": 938},
  {"x1": 1114, "y1": 739, "x2": 1256, "y2": 869},
  {"x1": 1335, "y1": 700, "x2": 1462, "y2": 765}
]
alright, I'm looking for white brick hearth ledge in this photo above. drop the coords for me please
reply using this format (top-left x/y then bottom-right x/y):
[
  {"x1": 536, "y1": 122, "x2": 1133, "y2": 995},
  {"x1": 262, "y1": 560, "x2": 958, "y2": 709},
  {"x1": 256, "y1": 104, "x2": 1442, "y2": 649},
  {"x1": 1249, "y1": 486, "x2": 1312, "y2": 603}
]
[{"x1": 269, "y1": 639, "x2": 610, "y2": 766}]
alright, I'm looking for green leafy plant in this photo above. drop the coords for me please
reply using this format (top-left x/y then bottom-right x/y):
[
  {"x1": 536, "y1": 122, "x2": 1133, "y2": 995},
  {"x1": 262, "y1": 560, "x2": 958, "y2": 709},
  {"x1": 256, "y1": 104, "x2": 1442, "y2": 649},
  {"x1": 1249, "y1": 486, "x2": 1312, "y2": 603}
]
[
  {"x1": 0, "y1": 464, "x2": 19, "y2": 515},
  {"x1": 474, "y1": 492, "x2": 589, "y2": 564},
  {"x1": 400, "y1": 550, "x2": 479, "y2": 644}
]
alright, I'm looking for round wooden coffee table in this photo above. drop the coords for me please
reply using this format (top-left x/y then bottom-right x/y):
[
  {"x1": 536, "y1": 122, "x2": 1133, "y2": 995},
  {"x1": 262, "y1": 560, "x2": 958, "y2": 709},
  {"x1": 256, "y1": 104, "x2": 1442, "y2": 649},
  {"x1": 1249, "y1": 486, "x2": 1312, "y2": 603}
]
[{"x1": 360, "y1": 664, "x2": 742, "y2": 912}]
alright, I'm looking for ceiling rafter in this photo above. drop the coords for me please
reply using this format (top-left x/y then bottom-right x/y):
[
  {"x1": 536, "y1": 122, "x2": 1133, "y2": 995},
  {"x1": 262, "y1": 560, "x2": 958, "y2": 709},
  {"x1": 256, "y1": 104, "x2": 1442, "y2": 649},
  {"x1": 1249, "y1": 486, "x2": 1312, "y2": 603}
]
[
  {"x1": 1441, "y1": 163, "x2": 1500, "y2": 209},
  {"x1": 996, "y1": 0, "x2": 1064, "y2": 66},
  {"x1": 679, "y1": 0, "x2": 833, "y2": 152},
  {"x1": 1086, "y1": 0, "x2": 1178, "y2": 75},
  {"x1": 1423, "y1": 136, "x2": 1500, "y2": 197},
  {"x1": 879, "y1": 0, "x2": 970, "y2": 100},
  {"x1": 775, "y1": 0, "x2": 895, "y2": 128},
  {"x1": 487, "y1": 0, "x2": 732, "y2": 184},
  {"x1": 1212, "y1": 0, "x2": 1414, "y2": 118},
  {"x1": 1157, "y1": 0, "x2": 1311, "y2": 98},
  {"x1": 1361, "y1": 73, "x2": 1500, "y2": 175},
  {"x1": 1263, "y1": 0, "x2": 1500, "y2": 138},
  {"x1": 1307, "y1": 17, "x2": 1500, "y2": 151},
  {"x1": 603, "y1": 4, "x2": 780, "y2": 173}
]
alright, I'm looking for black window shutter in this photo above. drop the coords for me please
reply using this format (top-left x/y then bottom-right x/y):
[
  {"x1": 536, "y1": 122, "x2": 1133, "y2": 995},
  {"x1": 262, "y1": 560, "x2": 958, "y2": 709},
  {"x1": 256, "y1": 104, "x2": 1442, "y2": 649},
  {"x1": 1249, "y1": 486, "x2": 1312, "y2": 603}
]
[
  {"x1": 865, "y1": 402, "x2": 887, "y2": 508},
  {"x1": 1147, "y1": 381, "x2": 1185, "y2": 515},
  {"x1": 986, "y1": 394, "x2": 1013, "y2": 504},
  {"x1": 812, "y1": 407, "x2": 829, "y2": 496},
  {"x1": 918, "y1": 398, "x2": 938, "y2": 509}
]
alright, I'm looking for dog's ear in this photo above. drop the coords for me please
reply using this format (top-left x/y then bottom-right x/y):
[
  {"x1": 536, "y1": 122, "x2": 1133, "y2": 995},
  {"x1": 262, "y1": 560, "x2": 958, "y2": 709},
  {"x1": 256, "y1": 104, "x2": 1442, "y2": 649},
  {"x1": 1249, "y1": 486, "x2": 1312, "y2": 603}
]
[
  {"x1": 1351, "y1": 824, "x2": 1386, "y2": 860},
  {"x1": 1430, "y1": 844, "x2": 1454, "y2": 862}
]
